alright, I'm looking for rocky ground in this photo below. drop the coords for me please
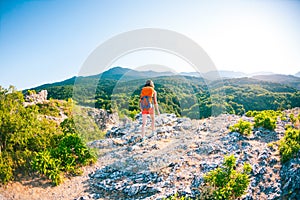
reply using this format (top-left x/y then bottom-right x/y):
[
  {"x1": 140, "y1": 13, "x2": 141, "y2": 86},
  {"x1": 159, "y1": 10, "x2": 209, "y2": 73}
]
[{"x1": 1, "y1": 109, "x2": 299, "y2": 200}]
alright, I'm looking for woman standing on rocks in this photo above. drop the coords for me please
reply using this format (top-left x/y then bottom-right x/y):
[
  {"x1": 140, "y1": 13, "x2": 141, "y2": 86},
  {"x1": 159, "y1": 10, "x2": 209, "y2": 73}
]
[{"x1": 140, "y1": 80, "x2": 160, "y2": 139}]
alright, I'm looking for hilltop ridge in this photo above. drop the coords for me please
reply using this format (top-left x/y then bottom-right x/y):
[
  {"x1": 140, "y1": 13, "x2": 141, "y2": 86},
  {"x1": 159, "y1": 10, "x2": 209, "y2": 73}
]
[
  {"x1": 1, "y1": 105, "x2": 299, "y2": 200},
  {"x1": 83, "y1": 110, "x2": 299, "y2": 200},
  {"x1": 26, "y1": 66, "x2": 300, "y2": 91},
  {"x1": 1, "y1": 85, "x2": 299, "y2": 199}
]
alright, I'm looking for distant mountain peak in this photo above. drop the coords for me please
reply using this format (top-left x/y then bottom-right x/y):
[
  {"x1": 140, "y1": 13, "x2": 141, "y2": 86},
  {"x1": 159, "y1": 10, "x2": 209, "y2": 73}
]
[
  {"x1": 251, "y1": 74, "x2": 300, "y2": 90},
  {"x1": 105, "y1": 66, "x2": 131, "y2": 74}
]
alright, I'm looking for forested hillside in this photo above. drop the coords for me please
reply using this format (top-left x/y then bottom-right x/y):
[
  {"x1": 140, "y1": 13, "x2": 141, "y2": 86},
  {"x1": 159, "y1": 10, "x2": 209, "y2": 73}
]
[
  {"x1": 27, "y1": 67, "x2": 300, "y2": 119},
  {"x1": 251, "y1": 74, "x2": 300, "y2": 90}
]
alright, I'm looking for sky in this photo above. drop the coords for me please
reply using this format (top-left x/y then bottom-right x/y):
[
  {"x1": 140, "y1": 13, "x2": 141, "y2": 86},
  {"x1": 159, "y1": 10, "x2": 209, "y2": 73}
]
[{"x1": 0, "y1": 0, "x2": 300, "y2": 90}]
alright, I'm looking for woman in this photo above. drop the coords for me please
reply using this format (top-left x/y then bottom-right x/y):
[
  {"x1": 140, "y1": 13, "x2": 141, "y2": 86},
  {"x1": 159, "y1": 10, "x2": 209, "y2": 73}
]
[{"x1": 140, "y1": 80, "x2": 160, "y2": 139}]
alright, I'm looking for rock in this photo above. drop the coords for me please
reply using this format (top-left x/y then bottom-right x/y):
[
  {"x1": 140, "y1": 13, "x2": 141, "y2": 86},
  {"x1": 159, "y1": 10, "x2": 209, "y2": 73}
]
[
  {"x1": 91, "y1": 193, "x2": 100, "y2": 199},
  {"x1": 151, "y1": 144, "x2": 159, "y2": 150},
  {"x1": 88, "y1": 108, "x2": 118, "y2": 130},
  {"x1": 191, "y1": 176, "x2": 204, "y2": 188},
  {"x1": 177, "y1": 118, "x2": 192, "y2": 130},
  {"x1": 90, "y1": 166, "x2": 164, "y2": 199},
  {"x1": 25, "y1": 90, "x2": 48, "y2": 104},
  {"x1": 124, "y1": 184, "x2": 140, "y2": 196},
  {"x1": 88, "y1": 139, "x2": 114, "y2": 149},
  {"x1": 280, "y1": 152, "x2": 300, "y2": 198}
]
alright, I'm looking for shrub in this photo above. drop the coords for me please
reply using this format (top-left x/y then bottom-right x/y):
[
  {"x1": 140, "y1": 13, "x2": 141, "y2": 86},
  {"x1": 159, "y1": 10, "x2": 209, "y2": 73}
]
[
  {"x1": 279, "y1": 128, "x2": 300, "y2": 163},
  {"x1": 36, "y1": 102, "x2": 60, "y2": 117},
  {"x1": 54, "y1": 133, "x2": 96, "y2": 167},
  {"x1": 289, "y1": 114, "x2": 296, "y2": 124},
  {"x1": 245, "y1": 111, "x2": 252, "y2": 117},
  {"x1": 246, "y1": 110, "x2": 282, "y2": 130},
  {"x1": 285, "y1": 124, "x2": 293, "y2": 130},
  {"x1": 253, "y1": 110, "x2": 281, "y2": 131},
  {"x1": 163, "y1": 193, "x2": 192, "y2": 200},
  {"x1": 245, "y1": 110, "x2": 259, "y2": 117},
  {"x1": 0, "y1": 87, "x2": 96, "y2": 185},
  {"x1": 280, "y1": 113, "x2": 287, "y2": 121},
  {"x1": 32, "y1": 133, "x2": 96, "y2": 185},
  {"x1": 0, "y1": 154, "x2": 13, "y2": 184},
  {"x1": 230, "y1": 120, "x2": 252, "y2": 135},
  {"x1": 201, "y1": 155, "x2": 252, "y2": 200},
  {"x1": 31, "y1": 150, "x2": 63, "y2": 185},
  {"x1": 254, "y1": 113, "x2": 276, "y2": 130}
]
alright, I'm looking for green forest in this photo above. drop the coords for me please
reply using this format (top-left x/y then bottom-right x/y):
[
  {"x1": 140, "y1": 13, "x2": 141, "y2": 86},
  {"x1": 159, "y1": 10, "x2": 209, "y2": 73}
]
[{"x1": 30, "y1": 73, "x2": 300, "y2": 119}]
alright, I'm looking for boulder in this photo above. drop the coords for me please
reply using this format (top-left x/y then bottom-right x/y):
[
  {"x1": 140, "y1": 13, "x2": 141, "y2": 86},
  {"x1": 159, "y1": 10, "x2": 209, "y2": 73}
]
[{"x1": 24, "y1": 90, "x2": 48, "y2": 105}]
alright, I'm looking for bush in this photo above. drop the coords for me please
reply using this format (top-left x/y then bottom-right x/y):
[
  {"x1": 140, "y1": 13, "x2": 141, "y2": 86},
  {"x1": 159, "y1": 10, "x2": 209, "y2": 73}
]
[
  {"x1": 0, "y1": 154, "x2": 13, "y2": 184},
  {"x1": 289, "y1": 114, "x2": 296, "y2": 124},
  {"x1": 279, "y1": 128, "x2": 300, "y2": 163},
  {"x1": 245, "y1": 110, "x2": 282, "y2": 130},
  {"x1": 245, "y1": 110, "x2": 258, "y2": 117},
  {"x1": 36, "y1": 102, "x2": 60, "y2": 117},
  {"x1": 252, "y1": 110, "x2": 281, "y2": 131},
  {"x1": 201, "y1": 155, "x2": 252, "y2": 200},
  {"x1": 31, "y1": 150, "x2": 63, "y2": 185},
  {"x1": 55, "y1": 133, "x2": 96, "y2": 167},
  {"x1": 32, "y1": 133, "x2": 96, "y2": 185},
  {"x1": 230, "y1": 120, "x2": 252, "y2": 135},
  {"x1": 280, "y1": 115, "x2": 287, "y2": 121},
  {"x1": 0, "y1": 87, "x2": 96, "y2": 185},
  {"x1": 254, "y1": 113, "x2": 276, "y2": 130},
  {"x1": 164, "y1": 155, "x2": 252, "y2": 200},
  {"x1": 163, "y1": 193, "x2": 192, "y2": 200}
]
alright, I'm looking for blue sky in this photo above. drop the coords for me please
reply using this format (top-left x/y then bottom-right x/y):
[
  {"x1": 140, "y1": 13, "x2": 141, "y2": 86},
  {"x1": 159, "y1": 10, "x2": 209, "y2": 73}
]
[{"x1": 0, "y1": 0, "x2": 300, "y2": 90}]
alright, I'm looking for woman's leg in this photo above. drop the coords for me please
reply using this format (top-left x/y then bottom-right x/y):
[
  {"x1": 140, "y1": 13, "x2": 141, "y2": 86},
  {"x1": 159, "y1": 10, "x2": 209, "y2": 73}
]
[
  {"x1": 141, "y1": 114, "x2": 147, "y2": 137},
  {"x1": 150, "y1": 113, "x2": 155, "y2": 132}
]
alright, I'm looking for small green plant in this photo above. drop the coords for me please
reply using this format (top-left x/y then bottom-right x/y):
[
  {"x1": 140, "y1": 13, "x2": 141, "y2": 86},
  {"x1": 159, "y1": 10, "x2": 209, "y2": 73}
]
[
  {"x1": 253, "y1": 110, "x2": 280, "y2": 131},
  {"x1": 245, "y1": 110, "x2": 281, "y2": 131},
  {"x1": 267, "y1": 142, "x2": 275, "y2": 148},
  {"x1": 285, "y1": 124, "x2": 293, "y2": 130},
  {"x1": 289, "y1": 114, "x2": 296, "y2": 124},
  {"x1": 280, "y1": 113, "x2": 287, "y2": 121},
  {"x1": 201, "y1": 155, "x2": 252, "y2": 200},
  {"x1": 31, "y1": 150, "x2": 63, "y2": 185},
  {"x1": 163, "y1": 193, "x2": 192, "y2": 200},
  {"x1": 36, "y1": 101, "x2": 61, "y2": 117},
  {"x1": 230, "y1": 119, "x2": 252, "y2": 135},
  {"x1": 279, "y1": 128, "x2": 300, "y2": 163},
  {"x1": 245, "y1": 110, "x2": 258, "y2": 117}
]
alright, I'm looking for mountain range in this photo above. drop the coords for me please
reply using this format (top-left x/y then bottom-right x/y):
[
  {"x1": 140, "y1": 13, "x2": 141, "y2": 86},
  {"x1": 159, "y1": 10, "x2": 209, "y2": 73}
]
[
  {"x1": 28, "y1": 66, "x2": 300, "y2": 91},
  {"x1": 24, "y1": 66, "x2": 300, "y2": 120}
]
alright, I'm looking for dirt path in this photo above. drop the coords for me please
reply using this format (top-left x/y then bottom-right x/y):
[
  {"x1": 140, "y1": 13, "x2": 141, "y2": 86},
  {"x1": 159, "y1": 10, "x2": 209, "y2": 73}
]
[{"x1": 0, "y1": 162, "x2": 101, "y2": 200}]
